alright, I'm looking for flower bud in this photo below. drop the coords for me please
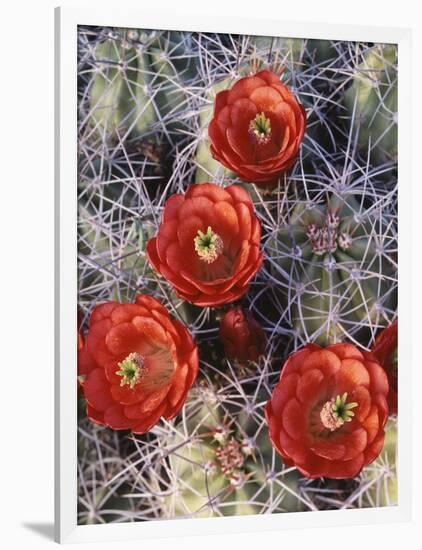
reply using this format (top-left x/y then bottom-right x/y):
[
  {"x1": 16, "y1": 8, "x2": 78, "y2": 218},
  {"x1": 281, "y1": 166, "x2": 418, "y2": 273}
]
[{"x1": 219, "y1": 306, "x2": 266, "y2": 363}]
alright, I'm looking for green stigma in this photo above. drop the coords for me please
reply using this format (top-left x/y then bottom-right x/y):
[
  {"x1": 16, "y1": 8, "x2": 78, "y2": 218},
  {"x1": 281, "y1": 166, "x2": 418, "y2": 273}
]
[
  {"x1": 320, "y1": 393, "x2": 358, "y2": 431},
  {"x1": 249, "y1": 112, "x2": 272, "y2": 144},
  {"x1": 332, "y1": 393, "x2": 358, "y2": 421},
  {"x1": 116, "y1": 352, "x2": 145, "y2": 389},
  {"x1": 194, "y1": 226, "x2": 223, "y2": 264}
]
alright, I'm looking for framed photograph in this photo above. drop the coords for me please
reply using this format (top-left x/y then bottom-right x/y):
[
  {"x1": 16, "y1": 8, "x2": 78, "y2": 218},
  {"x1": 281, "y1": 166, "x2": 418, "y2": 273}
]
[{"x1": 55, "y1": 6, "x2": 412, "y2": 544}]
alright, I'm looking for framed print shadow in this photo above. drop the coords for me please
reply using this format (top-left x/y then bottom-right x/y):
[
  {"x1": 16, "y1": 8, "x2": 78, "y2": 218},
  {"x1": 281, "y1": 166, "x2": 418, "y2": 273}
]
[{"x1": 55, "y1": 5, "x2": 412, "y2": 544}]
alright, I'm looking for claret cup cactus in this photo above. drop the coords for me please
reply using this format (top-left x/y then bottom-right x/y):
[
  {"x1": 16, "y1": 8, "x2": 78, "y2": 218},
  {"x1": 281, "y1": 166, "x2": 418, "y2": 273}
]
[
  {"x1": 160, "y1": 386, "x2": 304, "y2": 517},
  {"x1": 77, "y1": 27, "x2": 398, "y2": 523},
  {"x1": 89, "y1": 30, "x2": 196, "y2": 140},
  {"x1": 344, "y1": 44, "x2": 397, "y2": 161},
  {"x1": 267, "y1": 193, "x2": 396, "y2": 345}
]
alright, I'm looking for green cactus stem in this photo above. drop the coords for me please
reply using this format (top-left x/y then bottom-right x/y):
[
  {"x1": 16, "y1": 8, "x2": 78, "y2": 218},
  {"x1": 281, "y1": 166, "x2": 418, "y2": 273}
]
[
  {"x1": 89, "y1": 30, "x2": 196, "y2": 141},
  {"x1": 160, "y1": 388, "x2": 305, "y2": 517},
  {"x1": 344, "y1": 44, "x2": 397, "y2": 161},
  {"x1": 267, "y1": 193, "x2": 396, "y2": 345}
]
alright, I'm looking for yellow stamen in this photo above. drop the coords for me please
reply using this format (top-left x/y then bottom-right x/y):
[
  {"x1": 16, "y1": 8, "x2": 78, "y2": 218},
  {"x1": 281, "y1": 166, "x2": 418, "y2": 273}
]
[
  {"x1": 249, "y1": 112, "x2": 272, "y2": 144},
  {"x1": 116, "y1": 352, "x2": 145, "y2": 389},
  {"x1": 194, "y1": 226, "x2": 223, "y2": 264},
  {"x1": 320, "y1": 393, "x2": 358, "y2": 432}
]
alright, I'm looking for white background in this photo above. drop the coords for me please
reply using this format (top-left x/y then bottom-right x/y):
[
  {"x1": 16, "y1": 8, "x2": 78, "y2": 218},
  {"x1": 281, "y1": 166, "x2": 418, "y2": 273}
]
[{"x1": 1, "y1": 0, "x2": 420, "y2": 548}]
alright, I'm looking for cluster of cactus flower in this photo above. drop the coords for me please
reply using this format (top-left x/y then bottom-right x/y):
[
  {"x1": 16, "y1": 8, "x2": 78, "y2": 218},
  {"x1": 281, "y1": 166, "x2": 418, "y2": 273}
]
[
  {"x1": 77, "y1": 26, "x2": 397, "y2": 523},
  {"x1": 305, "y1": 210, "x2": 343, "y2": 255}
]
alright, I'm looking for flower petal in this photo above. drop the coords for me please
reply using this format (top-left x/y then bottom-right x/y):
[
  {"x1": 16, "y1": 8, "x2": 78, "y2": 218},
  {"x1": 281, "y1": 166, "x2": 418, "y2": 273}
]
[
  {"x1": 225, "y1": 185, "x2": 253, "y2": 206},
  {"x1": 105, "y1": 322, "x2": 144, "y2": 358},
  {"x1": 302, "y1": 349, "x2": 341, "y2": 378},
  {"x1": 163, "y1": 194, "x2": 184, "y2": 222},
  {"x1": 282, "y1": 398, "x2": 308, "y2": 440},
  {"x1": 282, "y1": 345, "x2": 320, "y2": 377},
  {"x1": 213, "y1": 200, "x2": 240, "y2": 237},
  {"x1": 335, "y1": 359, "x2": 371, "y2": 391},
  {"x1": 84, "y1": 368, "x2": 114, "y2": 412},
  {"x1": 336, "y1": 427, "x2": 368, "y2": 461},
  {"x1": 271, "y1": 373, "x2": 300, "y2": 416},
  {"x1": 249, "y1": 86, "x2": 283, "y2": 110},
  {"x1": 325, "y1": 454, "x2": 364, "y2": 479},
  {"x1": 364, "y1": 433, "x2": 385, "y2": 464},
  {"x1": 90, "y1": 302, "x2": 119, "y2": 325},
  {"x1": 227, "y1": 75, "x2": 266, "y2": 104},
  {"x1": 366, "y1": 360, "x2": 389, "y2": 396},
  {"x1": 311, "y1": 439, "x2": 346, "y2": 461},
  {"x1": 104, "y1": 404, "x2": 131, "y2": 430},
  {"x1": 328, "y1": 343, "x2": 364, "y2": 361},
  {"x1": 296, "y1": 368, "x2": 327, "y2": 405},
  {"x1": 186, "y1": 183, "x2": 233, "y2": 204}
]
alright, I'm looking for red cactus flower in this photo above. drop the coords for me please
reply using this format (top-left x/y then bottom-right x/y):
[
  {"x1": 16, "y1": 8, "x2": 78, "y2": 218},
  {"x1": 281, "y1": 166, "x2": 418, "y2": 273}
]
[
  {"x1": 219, "y1": 306, "x2": 266, "y2": 363},
  {"x1": 371, "y1": 320, "x2": 398, "y2": 415},
  {"x1": 77, "y1": 311, "x2": 95, "y2": 390},
  {"x1": 208, "y1": 70, "x2": 306, "y2": 187},
  {"x1": 78, "y1": 338, "x2": 96, "y2": 385},
  {"x1": 265, "y1": 343, "x2": 389, "y2": 479},
  {"x1": 78, "y1": 329, "x2": 84, "y2": 352},
  {"x1": 146, "y1": 183, "x2": 263, "y2": 307},
  {"x1": 77, "y1": 308, "x2": 84, "y2": 351},
  {"x1": 79, "y1": 295, "x2": 198, "y2": 433}
]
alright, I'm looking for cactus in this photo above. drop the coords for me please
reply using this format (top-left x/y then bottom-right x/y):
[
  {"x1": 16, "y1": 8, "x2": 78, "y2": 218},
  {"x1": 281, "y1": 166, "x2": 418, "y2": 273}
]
[
  {"x1": 305, "y1": 39, "x2": 337, "y2": 66},
  {"x1": 160, "y1": 387, "x2": 305, "y2": 517},
  {"x1": 77, "y1": 202, "x2": 158, "y2": 307},
  {"x1": 77, "y1": 28, "x2": 398, "y2": 522},
  {"x1": 77, "y1": 416, "x2": 140, "y2": 524},
  {"x1": 89, "y1": 37, "x2": 153, "y2": 137},
  {"x1": 248, "y1": 36, "x2": 305, "y2": 75},
  {"x1": 265, "y1": 191, "x2": 397, "y2": 345},
  {"x1": 88, "y1": 29, "x2": 196, "y2": 141},
  {"x1": 120, "y1": 378, "x2": 338, "y2": 518},
  {"x1": 344, "y1": 44, "x2": 397, "y2": 161},
  {"x1": 360, "y1": 419, "x2": 397, "y2": 507}
]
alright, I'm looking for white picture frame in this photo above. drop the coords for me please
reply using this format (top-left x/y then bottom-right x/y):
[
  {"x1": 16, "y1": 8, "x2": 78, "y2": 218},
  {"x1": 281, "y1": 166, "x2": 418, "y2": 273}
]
[{"x1": 55, "y1": 6, "x2": 412, "y2": 543}]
